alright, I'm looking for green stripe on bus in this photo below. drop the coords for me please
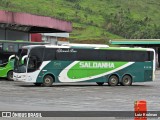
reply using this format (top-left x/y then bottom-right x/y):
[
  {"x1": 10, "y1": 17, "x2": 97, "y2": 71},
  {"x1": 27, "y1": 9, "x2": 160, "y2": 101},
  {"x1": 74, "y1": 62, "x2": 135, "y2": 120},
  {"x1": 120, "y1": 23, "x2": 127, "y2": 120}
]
[{"x1": 67, "y1": 61, "x2": 128, "y2": 79}]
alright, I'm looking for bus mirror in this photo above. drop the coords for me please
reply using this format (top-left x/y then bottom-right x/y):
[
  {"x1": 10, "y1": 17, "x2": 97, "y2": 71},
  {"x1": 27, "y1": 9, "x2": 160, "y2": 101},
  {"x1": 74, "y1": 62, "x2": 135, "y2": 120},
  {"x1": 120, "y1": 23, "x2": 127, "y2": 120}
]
[
  {"x1": 21, "y1": 55, "x2": 28, "y2": 64},
  {"x1": 8, "y1": 55, "x2": 15, "y2": 61}
]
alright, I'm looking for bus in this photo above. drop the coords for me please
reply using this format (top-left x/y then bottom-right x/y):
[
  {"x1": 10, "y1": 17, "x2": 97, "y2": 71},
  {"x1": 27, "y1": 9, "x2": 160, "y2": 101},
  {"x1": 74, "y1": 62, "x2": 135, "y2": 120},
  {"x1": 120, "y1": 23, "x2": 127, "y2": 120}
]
[
  {"x1": 0, "y1": 40, "x2": 48, "y2": 80},
  {"x1": 13, "y1": 45, "x2": 155, "y2": 86}
]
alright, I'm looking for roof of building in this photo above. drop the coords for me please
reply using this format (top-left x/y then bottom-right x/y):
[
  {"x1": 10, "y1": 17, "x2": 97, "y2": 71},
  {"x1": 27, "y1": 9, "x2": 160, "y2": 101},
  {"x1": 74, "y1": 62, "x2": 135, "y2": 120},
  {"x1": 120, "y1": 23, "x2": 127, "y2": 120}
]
[{"x1": 0, "y1": 10, "x2": 72, "y2": 33}]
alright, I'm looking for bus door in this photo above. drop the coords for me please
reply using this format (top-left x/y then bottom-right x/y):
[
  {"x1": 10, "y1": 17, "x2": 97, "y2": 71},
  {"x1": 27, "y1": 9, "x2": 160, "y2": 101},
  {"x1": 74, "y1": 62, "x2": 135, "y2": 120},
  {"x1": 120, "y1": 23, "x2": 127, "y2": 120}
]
[{"x1": 26, "y1": 48, "x2": 44, "y2": 82}]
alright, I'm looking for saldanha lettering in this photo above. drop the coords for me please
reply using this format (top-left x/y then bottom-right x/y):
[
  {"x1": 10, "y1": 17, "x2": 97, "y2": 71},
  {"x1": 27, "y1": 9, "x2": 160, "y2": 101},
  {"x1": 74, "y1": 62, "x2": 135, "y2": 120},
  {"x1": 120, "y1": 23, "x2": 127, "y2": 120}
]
[{"x1": 79, "y1": 62, "x2": 114, "y2": 68}]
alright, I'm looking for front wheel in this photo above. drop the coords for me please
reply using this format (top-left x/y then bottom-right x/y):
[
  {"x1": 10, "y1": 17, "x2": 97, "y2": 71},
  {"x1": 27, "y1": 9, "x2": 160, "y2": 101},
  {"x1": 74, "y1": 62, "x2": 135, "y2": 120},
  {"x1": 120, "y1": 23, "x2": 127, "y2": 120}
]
[
  {"x1": 108, "y1": 75, "x2": 119, "y2": 86},
  {"x1": 7, "y1": 70, "x2": 13, "y2": 81},
  {"x1": 42, "y1": 75, "x2": 54, "y2": 87},
  {"x1": 121, "y1": 75, "x2": 132, "y2": 86}
]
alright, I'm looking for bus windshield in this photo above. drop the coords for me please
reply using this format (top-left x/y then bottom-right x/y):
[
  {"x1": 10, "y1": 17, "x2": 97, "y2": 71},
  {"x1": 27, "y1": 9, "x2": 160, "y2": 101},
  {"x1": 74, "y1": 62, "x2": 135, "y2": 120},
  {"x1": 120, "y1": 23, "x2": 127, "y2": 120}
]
[{"x1": 14, "y1": 49, "x2": 28, "y2": 73}]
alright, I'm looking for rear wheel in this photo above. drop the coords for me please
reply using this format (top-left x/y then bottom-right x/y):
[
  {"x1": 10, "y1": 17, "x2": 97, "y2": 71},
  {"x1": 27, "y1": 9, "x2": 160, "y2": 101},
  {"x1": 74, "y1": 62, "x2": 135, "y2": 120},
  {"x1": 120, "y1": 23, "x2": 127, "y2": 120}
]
[
  {"x1": 121, "y1": 75, "x2": 132, "y2": 86},
  {"x1": 96, "y1": 82, "x2": 104, "y2": 86},
  {"x1": 7, "y1": 70, "x2": 13, "y2": 81},
  {"x1": 42, "y1": 75, "x2": 54, "y2": 87},
  {"x1": 108, "y1": 75, "x2": 119, "y2": 86}
]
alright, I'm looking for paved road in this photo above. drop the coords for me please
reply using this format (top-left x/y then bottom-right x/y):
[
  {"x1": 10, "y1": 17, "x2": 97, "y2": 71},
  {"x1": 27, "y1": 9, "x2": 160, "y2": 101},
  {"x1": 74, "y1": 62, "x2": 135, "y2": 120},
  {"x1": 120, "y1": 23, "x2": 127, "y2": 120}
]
[{"x1": 0, "y1": 71, "x2": 160, "y2": 120}]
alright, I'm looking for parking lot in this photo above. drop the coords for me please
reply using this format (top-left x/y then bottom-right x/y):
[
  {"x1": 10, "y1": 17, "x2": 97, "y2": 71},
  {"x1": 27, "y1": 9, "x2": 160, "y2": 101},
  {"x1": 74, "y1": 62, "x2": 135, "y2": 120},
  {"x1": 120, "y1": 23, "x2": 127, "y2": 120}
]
[{"x1": 0, "y1": 71, "x2": 160, "y2": 119}]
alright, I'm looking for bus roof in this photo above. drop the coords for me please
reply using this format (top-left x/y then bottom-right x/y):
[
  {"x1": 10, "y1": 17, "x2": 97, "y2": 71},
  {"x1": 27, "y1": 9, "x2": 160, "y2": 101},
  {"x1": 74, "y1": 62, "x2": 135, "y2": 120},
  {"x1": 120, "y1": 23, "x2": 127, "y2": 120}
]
[
  {"x1": 101, "y1": 47, "x2": 154, "y2": 51},
  {"x1": 21, "y1": 44, "x2": 154, "y2": 51},
  {"x1": 22, "y1": 45, "x2": 69, "y2": 49},
  {"x1": 62, "y1": 43, "x2": 109, "y2": 48}
]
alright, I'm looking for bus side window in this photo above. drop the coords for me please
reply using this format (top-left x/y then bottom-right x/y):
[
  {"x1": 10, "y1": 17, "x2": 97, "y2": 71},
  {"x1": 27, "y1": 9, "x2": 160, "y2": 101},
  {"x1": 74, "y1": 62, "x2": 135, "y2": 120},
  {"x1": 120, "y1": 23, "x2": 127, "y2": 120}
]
[
  {"x1": 103, "y1": 50, "x2": 151, "y2": 62},
  {"x1": 0, "y1": 60, "x2": 4, "y2": 67},
  {"x1": 76, "y1": 49, "x2": 100, "y2": 61},
  {"x1": 0, "y1": 53, "x2": 10, "y2": 67},
  {"x1": 43, "y1": 48, "x2": 56, "y2": 61},
  {"x1": 56, "y1": 49, "x2": 77, "y2": 61},
  {"x1": 27, "y1": 48, "x2": 44, "y2": 72},
  {"x1": 148, "y1": 51, "x2": 153, "y2": 61},
  {"x1": 28, "y1": 56, "x2": 37, "y2": 70}
]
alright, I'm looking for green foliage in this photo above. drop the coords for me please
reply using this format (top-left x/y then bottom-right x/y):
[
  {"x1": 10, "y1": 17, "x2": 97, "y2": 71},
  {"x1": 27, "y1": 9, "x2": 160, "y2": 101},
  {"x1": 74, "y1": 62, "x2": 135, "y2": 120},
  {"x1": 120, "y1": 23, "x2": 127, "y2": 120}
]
[
  {"x1": 65, "y1": 0, "x2": 81, "y2": 2},
  {"x1": 0, "y1": 0, "x2": 159, "y2": 43},
  {"x1": 104, "y1": 8, "x2": 160, "y2": 39}
]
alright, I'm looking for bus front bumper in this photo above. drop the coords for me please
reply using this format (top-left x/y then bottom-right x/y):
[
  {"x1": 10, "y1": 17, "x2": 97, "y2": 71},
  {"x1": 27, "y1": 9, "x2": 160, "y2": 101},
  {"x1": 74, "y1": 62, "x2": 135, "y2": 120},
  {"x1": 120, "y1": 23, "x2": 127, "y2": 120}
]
[{"x1": 13, "y1": 72, "x2": 26, "y2": 82}]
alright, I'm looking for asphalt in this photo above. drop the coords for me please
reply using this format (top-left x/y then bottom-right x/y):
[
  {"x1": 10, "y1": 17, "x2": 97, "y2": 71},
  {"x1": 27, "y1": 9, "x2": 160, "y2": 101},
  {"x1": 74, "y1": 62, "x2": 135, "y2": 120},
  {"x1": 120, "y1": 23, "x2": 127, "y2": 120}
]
[{"x1": 0, "y1": 70, "x2": 160, "y2": 120}]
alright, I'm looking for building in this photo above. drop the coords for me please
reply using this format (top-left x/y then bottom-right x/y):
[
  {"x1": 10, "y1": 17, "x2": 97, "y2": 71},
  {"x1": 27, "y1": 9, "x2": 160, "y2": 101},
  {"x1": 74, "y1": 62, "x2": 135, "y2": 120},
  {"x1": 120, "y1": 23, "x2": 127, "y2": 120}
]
[{"x1": 0, "y1": 10, "x2": 72, "y2": 41}]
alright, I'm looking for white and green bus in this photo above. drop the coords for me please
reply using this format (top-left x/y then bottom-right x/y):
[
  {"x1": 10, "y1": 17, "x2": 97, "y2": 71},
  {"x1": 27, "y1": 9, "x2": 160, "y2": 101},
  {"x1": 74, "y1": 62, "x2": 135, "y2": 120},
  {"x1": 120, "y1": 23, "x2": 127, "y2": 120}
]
[{"x1": 13, "y1": 45, "x2": 155, "y2": 86}]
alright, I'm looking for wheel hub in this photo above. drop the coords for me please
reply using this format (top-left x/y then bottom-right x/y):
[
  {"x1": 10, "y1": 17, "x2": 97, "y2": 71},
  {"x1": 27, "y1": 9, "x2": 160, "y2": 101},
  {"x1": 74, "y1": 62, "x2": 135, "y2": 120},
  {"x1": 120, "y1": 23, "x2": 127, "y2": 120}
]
[
  {"x1": 45, "y1": 78, "x2": 51, "y2": 84},
  {"x1": 111, "y1": 78, "x2": 117, "y2": 84},
  {"x1": 124, "y1": 78, "x2": 129, "y2": 84}
]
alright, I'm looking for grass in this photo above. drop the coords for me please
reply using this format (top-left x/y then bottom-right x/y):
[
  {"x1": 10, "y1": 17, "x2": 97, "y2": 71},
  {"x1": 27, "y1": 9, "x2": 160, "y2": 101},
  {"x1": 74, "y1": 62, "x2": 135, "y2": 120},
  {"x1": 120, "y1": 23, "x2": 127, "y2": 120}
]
[{"x1": 0, "y1": 0, "x2": 159, "y2": 43}]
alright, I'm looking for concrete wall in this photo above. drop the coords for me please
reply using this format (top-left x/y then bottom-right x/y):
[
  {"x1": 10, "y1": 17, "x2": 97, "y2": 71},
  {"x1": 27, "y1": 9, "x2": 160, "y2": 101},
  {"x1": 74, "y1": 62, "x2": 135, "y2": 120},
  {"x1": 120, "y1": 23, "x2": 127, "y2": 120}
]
[
  {"x1": 41, "y1": 33, "x2": 69, "y2": 45},
  {"x1": 0, "y1": 29, "x2": 29, "y2": 41},
  {"x1": 42, "y1": 36, "x2": 57, "y2": 44}
]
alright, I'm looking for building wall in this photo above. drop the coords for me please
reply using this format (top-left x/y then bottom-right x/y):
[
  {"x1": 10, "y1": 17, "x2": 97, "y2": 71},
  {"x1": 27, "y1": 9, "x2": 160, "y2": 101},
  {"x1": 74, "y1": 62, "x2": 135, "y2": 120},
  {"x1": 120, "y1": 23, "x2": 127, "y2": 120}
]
[
  {"x1": 41, "y1": 33, "x2": 69, "y2": 45},
  {"x1": 57, "y1": 37, "x2": 69, "y2": 45},
  {"x1": 31, "y1": 33, "x2": 42, "y2": 42},
  {"x1": 0, "y1": 28, "x2": 29, "y2": 41},
  {"x1": 42, "y1": 36, "x2": 57, "y2": 44}
]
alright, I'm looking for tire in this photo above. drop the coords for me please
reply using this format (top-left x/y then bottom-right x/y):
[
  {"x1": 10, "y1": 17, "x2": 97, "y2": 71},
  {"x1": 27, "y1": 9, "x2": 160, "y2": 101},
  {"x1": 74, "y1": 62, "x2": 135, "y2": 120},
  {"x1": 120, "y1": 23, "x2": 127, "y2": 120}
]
[
  {"x1": 7, "y1": 70, "x2": 13, "y2": 81},
  {"x1": 108, "y1": 75, "x2": 119, "y2": 86},
  {"x1": 121, "y1": 75, "x2": 132, "y2": 86},
  {"x1": 96, "y1": 82, "x2": 104, "y2": 86},
  {"x1": 42, "y1": 75, "x2": 54, "y2": 87},
  {"x1": 34, "y1": 83, "x2": 42, "y2": 86}
]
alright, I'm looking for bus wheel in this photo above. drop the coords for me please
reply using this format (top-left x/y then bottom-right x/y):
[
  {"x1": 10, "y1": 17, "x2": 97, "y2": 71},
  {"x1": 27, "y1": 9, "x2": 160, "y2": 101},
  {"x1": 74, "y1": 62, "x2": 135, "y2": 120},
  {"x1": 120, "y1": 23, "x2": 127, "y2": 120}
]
[
  {"x1": 43, "y1": 75, "x2": 54, "y2": 87},
  {"x1": 96, "y1": 82, "x2": 104, "y2": 86},
  {"x1": 34, "y1": 83, "x2": 42, "y2": 86},
  {"x1": 108, "y1": 75, "x2": 119, "y2": 86},
  {"x1": 121, "y1": 75, "x2": 132, "y2": 86},
  {"x1": 7, "y1": 71, "x2": 13, "y2": 81}
]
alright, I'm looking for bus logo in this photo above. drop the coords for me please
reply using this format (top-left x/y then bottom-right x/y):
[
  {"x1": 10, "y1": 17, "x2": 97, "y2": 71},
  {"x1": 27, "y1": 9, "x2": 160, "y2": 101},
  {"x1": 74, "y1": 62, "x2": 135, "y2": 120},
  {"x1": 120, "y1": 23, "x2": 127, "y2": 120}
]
[
  {"x1": 56, "y1": 48, "x2": 77, "y2": 53},
  {"x1": 2, "y1": 112, "x2": 11, "y2": 117}
]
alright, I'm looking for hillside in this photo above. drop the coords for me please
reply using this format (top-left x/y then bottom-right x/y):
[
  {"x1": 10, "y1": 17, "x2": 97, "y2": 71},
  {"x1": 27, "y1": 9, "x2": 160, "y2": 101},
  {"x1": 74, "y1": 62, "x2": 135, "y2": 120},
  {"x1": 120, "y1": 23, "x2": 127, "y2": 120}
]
[{"x1": 0, "y1": 0, "x2": 160, "y2": 43}]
